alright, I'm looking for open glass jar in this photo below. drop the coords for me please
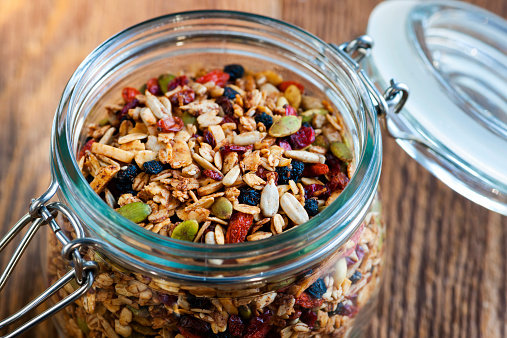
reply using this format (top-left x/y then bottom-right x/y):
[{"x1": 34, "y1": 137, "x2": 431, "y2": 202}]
[{"x1": 1, "y1": 10, "x2": 408, "y2": 338}]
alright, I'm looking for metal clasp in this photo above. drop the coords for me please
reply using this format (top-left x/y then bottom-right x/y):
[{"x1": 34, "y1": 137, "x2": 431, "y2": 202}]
[
  {"x1": 332, "y1": 35, "x2": 409, "y2": 136},
  {"x1": 0, "y1": 181, "x2": 99, "y2": 338}
]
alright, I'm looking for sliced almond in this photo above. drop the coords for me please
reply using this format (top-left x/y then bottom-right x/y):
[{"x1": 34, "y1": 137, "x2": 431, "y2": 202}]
[{"x1": 91, "y1": 143, "x2": 134, "y2": 163}]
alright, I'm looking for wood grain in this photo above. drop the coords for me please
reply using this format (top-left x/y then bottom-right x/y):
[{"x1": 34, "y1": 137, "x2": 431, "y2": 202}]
[{"x1": 0, "y1": 1, "x2": 505, "y2": 337}]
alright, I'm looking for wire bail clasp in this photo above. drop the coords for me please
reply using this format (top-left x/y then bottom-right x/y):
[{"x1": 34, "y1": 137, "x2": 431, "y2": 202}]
[{"x1": 0, "y1": 180, "x2": 99, "y2": 338}]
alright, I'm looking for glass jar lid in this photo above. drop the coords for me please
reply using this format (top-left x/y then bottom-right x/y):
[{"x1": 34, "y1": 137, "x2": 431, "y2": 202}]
[{"x1": 367, "y1": 0, "x2": 507, "y2": 215}]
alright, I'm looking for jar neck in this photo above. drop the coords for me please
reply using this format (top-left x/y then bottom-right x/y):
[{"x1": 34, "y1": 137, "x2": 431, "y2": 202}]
[{"x1": 50, "y1": 11, "x2": 382, "y2": 284}]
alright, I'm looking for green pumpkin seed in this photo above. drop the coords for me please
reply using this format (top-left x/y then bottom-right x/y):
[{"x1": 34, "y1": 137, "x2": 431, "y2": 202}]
[
  {"x1": 139, "y1": 84, "x2": 147, "y2": 94},
  {"x1": 171, "y1": 220, "x2": 199, "y2": 242},
  {"x1": 158, "y1": 73, "x2": 175, "y2": 93},
  {"x1": 77, "y1": 317, "x2": 90, "y2": 335},
  {"x1": 238, "y1": 305, "x2": 252, "y2": 320},
  {"x1": 330, "y1": 141, "x2": 353, "y2": 163},
  {"x1": 117, "y1": 202, "x2": 151, "y2": 223},
  {"x1": 268, "y1": 116, "x2": 301, "y2": 137},
  {"x1": 313, "y1": 135, "x2": 330, "y2": 150},
  {"x1": 211, "y1": 197, "x2": 233, "y2": 220},
  {"x1": 127, "y1": 305, "x2": 150, "y2": 318},
  {"x1": 182, "y1": 112, "x2": 197, "y2": 125}
]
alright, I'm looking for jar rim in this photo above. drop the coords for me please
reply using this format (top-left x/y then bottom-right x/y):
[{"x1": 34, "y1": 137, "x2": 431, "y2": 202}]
[{"x1": 50, "y1": 10, "x2": 382, "y2": 282}]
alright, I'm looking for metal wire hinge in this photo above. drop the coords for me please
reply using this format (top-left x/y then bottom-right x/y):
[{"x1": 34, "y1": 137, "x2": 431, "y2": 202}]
[{"x1": 0, "y1": 180, "x2": 99, "y2": 338}]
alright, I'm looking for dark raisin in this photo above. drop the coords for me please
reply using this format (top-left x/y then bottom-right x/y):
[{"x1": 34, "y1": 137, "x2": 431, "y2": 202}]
[
  {"x1": 203, "y1": 130, "x2": 216, "y2": 148},
  {"x1": 178, "y1": 315, "x2": 211, "y2": 333},
  {"x1": 228, "y1": 315, "x2": 245, "y2": 336},
  {"x1": 276, "y1": 166, "x2": 291, "y2": 185},
  {"x1": 254, "y1": 112, "x2": 273, "y2": 129},
  {"x1": 304, "y1": 198, "x2": 319, "y2": 217},
  {"x1": 117, "y1": 164, "x2": 139, "y2": 182},
  {"x1": 223, "y1": 64, "x2": 245, "y2": 81},
  {"x1": 223, "y1": 86, "x2": 239, "y2": 100},
  {"x1": 306, "y1": 278, "x2": 326, "y2": 299},
  {"x1": 349, "y1": 270, "x2": 362, "y2": 284},
  {"x1": 143, "y1": 160, "x2": 163, "y2": 175},
  {"x1": 186, "y1": 294, "x2": 211, "y2": 309},
  {"x1": 215, "y1": 96, "x2": 234, "y2": 116},
  {"x1": 119, "y1": 98, "x2": 140, "y2": 119},
  {"x1": 238, "y1": 187, "x2": 261, "y2": 206},
  {"x1": 157, "y1": 293, "x2": 178, "y2": 306},
  {"x1": 290, "y1": 160, "x2": 305, "y2": 182}
]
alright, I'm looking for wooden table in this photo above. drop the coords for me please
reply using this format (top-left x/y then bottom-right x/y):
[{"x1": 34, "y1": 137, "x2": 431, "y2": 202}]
[{"x1": 1, "y1": 1, "x2": 506, "y2": 337}]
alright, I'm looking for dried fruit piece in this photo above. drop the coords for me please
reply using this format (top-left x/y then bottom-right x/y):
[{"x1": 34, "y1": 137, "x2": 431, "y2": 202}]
[
  {"x1": 228, "y1": 315, "x2": 245, "y2": 336},
  {"x1": 268, "y1": 116, "x2": 301, "y2": 137},
  {"x1": 300, "y1": 310, "x2": 318, "y2": 329},
  {"x1": 225, "y1": 212, "x2": 253, "y2": 243},
  {"x1": 303, "y1": 163, "x2": 329, "y2": 177},
  {"x1": 306, "y1": 278, "x2": 326, "y2": 299},
  {"x1": 224, "y1": 64, "x2": 245, "y2": 81},
  {"x1": 239, "y1": 187, "x2": 261, "y2": 206},
  {"x1": 202, "y1": 169, "x2": 223, "y2": 181},
  {"x1": 330, "y1": 141, "x2": 353, "y2": 163},
  {"x1": 122, "y1": 87, "x2": 140, "y2": 103},
  {"x1": 326, "y1": 172, "x2": 349, "y2": 192},
  {"x1": 223, "y1": 86, "x2": 239, "y2": 100},
  {"x1": 78, "y1": 139, "x2": 95, "y2": 159},
  {"x1": 255, "y1": 112, "x2": 273, "y2": 129},
  {"x1": 278, "y1": 80, "x2": 305, "y2": 93},
  {"x1": 295, "y1": 292, "x2": 324, "y2": 309},
  {"x1": 117, "y1": 202, "x2": 152, "y2": 223},
  {"x1": 284, "y1": 104, "x2": 298, "y2": 116},
  {"x1": 289, "y1": 124, "x2": 315, "y2": 149},
  {"x1": 304, "y1": 198, "x2": 319, "y2": 216},
  {"x1": 203, "y1": 130, "x2": 216, "y2": 148},
  {"x1": 146, "y1": 77, "x2": 162, "y2": 95},
  {"x1": 143, "y1": 160, "x2": 163, "y2": 174},
  {"x1": 276, "y1": 166, "x2": 291, "y2": 185},
  {"x1": 157, "y1": 116, "x2": 184, "y2": 132},
  {"x1": 350, "y1": 270, "x2": 362, "y2": 284},
  {"x1": 171, "y1": 220, "x2": 199, "y2": 242},
  {"x1": 169, "y1": 89, "x2": 195, "y2": 107},
  {"x1": 119, "y1": 98, "x2": 140, "y2": 119},
  {"x1": 290, "y1": 160, "x2": 305, "y2": 182},
  {"x1": 196, "y1": 70, "x2": 230, "y2": 87},
  {"x1": 211, "y1": 197, "x2": 233, "y2": 220}
]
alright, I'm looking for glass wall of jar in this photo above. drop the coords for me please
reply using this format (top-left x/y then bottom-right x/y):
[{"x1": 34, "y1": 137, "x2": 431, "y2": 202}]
[{"x1": 47, "y1": 11, "x2": 385, "y2": 338}]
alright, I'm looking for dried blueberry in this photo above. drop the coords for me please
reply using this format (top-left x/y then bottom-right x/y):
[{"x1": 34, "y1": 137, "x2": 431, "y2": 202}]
[
  {"x1": 108, "y1": 178, "x2": 136, "y2": 196},
  {"x1": 255, "y1": 112, "x2": 273, "y2": 129},
  {"x1": 223, "y1": 86, "x2": 239, "y2": 100},
  {"x1": 290, "y1": 160, "x2": 305, "y2": 182},
  {"x1": 143, "y1": 160, "x2": 163, "y2": 174},
  {"x1": 329, "y1": 302, "x2": 356, "y2": 317},
  {"x1": 306, "y1": 278, "x2": 326, "y2": 299},
  {"x1": 239, "y1": 187, "x2": 261, "y2": 206},
  {"x1": 224, "y1": 64, "x2": 244, "y2": 81},
  {"x1": 349, "y1": 270, "x2": 362, "y2": 284},
  {"x1": 276, "y1": 166, "x2": 291, "y2": 185},
  {"x1": 304, "y1": 198, "x2": 319, "y2": 217},
  {"x1": 186, "y1": 294, "x2": 211, "y2": 309},
  {"x1": 117, "y1": 164, "x2": 139, "y2": 182}
]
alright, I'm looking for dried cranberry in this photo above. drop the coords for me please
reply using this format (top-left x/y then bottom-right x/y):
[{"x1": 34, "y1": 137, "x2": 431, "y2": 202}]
[
  {"x1": 289, "y1": 124, "x2": 315, "y2": 149},
  {"x1": 119, "y1": 98, "x2": 140, "y2": 119},
  {"x1": 178, "y1": 315, "x2": 211, "y2": 333},
  {"x1": 345, "y1": 257, "x2": 356, "y2": 267},
  {"x1": 167, "y1": 75, "x2": 189, "y2": 91},
  {"x1": 122, "y1": 87, "x2": 140, "y2": 103},
  {"x1": 300, "y1": 310, "x2": 318, "y2": 328},
  {"x1": 295, "y1": 293, "x2": 324, "y2": 309},
  {"x1": 147, "y1": 77, "x2": 162, "y2": 95},
  {"x1": 228, "y1": 315, "x2": 245, "y2": 336},
  {"x1": 278, "y1": 81, "x2": 305, "y2": 93},
  {"x1": 203, "y1": 130, "x2": 216, "y2": 148},
  {"x1": 178, "y1": 327, "x2": 204, "y2": 338},
  {"x1": 278, "y1": 139, "x2": 292, "y2": 151},
  {"x1": 243, "y1": 325, "x2": 271, "y2": 338},
  {"x1": 284, "y1": 104, "x2": 298, "y2": 116},
  {"x1": 203, "y1": 170, "x2": 223, "y2": 181},
  {"x1": 221, "y1": 114, "x2": 239, "y2": 127},
  {"x1": 287, "y1": 309, "x2": 302, "y2": 320},
  {"x1": 215, "y1": 96, "x2": 234, "y2": 116},
  {"x1": 220, "y1": 145, "x2": 248, "y2": 155},
  {"x1": 256, "y1": 167, "x2": 277, "y2": 182},
  {"x1": 196, "y1": 70, "x2": 230, "y2": 87},
  {"x1": 302, "y1": 163, "x2": 329, "y2": 177},
  {"x1": 304, "y1": 184, "x2": 324, "y2": 199},
  {"x1": 78, "y1": 139, "x2": 95, "y2": 159},
  {"x1": 157, "y1": 293, "x2": 178, "y2": 305},
  {"x1": 326, "y1": 172, "x2": 349, "y2": 192},
  {"x1": 169, "y1": 89, "x2": 195, "y2": 107},
  {"x1": 243, "y1": 309, "x2": 273, "y2": 338}
]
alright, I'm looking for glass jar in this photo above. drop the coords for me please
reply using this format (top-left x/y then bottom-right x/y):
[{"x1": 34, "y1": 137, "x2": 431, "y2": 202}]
[{"x1": 4, "y1": 11, "x2": 403, "y2": 338}]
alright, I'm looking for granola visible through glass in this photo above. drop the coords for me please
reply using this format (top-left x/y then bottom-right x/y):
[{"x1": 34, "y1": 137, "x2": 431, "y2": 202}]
[{"x1": 49, "y1": 65, "x2": 384, "y2": 338}]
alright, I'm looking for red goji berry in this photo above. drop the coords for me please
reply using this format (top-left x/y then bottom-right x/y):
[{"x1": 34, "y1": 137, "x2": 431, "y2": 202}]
[
  {"x1": 284, "y1": 104, "x2": 298, "y2": 116},
  {"x1": 157, "y1": 116, "x2": 184, "y2": 132},
  {"x1": 146, "y1": 77, "x2": 162, "y2": 95},
  {"x1": 202, "y1": 170, "x2": 223, "y2": 181},
  {"x1": 122, "y1": 87, "x2": 140, "y2": 103},
  {"x1": 225, "y1": 212, "x2": 253, "y2": 244},
  {"x1": 295, "y1": 292, "x2": 324, "y2": 309},
  {"x1": 78, "y1": 139, "x2": 95, "y2": 159},
  {"x1": 196, "y1": 69, "x2": 230, "y2": 87},
  {"x1": 278, "y1": 80, "x2": 305, "y2": 93},
  {"x1": 168, "y1": 89, "x2": 195, "y2": 107},
  {"x1": 302, "y1": 163, "x2": 329, "y2": 177}
]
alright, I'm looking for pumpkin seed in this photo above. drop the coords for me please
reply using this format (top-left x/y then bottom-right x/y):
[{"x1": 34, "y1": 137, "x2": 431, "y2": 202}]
[
  {"x1": 330, "y1": 141, "x2": 353, "y2": 163},
  {"x1": 268, "y1": 116, "x2": 301, "y2": 137},
  {"x1": 313, "y1": 135, "x2": 330, "y2": 150},
  {"x1": 171, "y1": 220, "x2": 199, "y2": 242},
  {"x1": 182, "y1": 112, "x2": 197, "y2": 125},
  {"x1": 158, "y1": 73, "x2": 175, "y2": 93},
  {"x1": 116, "y1": 202, "x2": 151, "y2": 223},
  {"x1": 211, "y1": 197, "x2": 233, "y2": 220}
]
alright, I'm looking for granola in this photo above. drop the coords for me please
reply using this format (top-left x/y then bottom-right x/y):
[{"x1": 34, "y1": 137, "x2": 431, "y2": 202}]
[{"x1": 49, "y1": 65, "x2": 385, "y2": 338}]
